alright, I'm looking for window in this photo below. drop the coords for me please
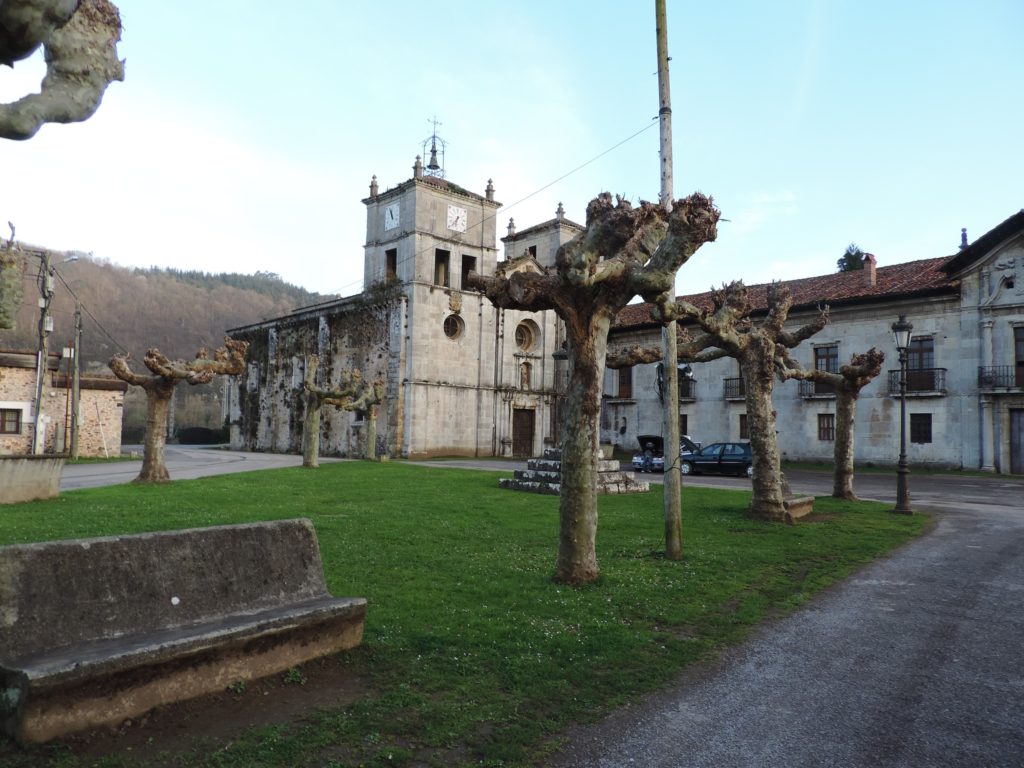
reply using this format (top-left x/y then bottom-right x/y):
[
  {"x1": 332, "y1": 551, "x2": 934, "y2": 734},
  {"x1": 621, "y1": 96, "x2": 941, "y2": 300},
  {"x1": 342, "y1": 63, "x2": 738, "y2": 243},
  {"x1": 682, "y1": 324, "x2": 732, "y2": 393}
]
[
  {"x1": 817, "y1": 413, "x2": 835, "y2": 441},
  {"x1": 1, "y1": 408, "x2": 22, "y2": 434},
  {"x1": 434, "y1": 249, "x2": 450, "y2": 287},
  {"x1": 461, "y1": 255, "x2": 476, "y2": 289},
  {"x1": 617, "y1": 367, "x2": 633, "y2": 399},
  {"x1": 527, "y1": 245, "x2": 538, "y2": 258},
  {"x1": 514, "y1": 320, "x2": 538, "y2": 352},
  {"x1": 443, "y1": 314, "x2": 464, "y2": 340},
  {"x1": 910, "y1": 413, "x2": 932, "y2": 443},
  {"x1": 813, "y1": 344, "x2": 839, "y2": 395},
  {"x1": 679, "y1": 414, "x2": 688, "y2": 436},
  {"x1": 385, "y1": 249, "x2": 397, "y2": 281},
  {"x1": 907, "y1": 337, "x2": 935, "y2": 391},
  {"x1": 739, "y1": 413, "x2": 749, "y2": 440}
]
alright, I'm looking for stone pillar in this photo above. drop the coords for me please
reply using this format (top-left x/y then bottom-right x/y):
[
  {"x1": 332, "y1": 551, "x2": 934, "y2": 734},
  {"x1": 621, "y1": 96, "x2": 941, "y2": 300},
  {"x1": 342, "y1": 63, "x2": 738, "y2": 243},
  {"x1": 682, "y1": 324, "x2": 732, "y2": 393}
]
[
  {"x1": 980, "y1": 396, "x2": 996, "y2": 472},
  {"x1": 981, "y1": 318, "x2": 994, "y2": 369}
]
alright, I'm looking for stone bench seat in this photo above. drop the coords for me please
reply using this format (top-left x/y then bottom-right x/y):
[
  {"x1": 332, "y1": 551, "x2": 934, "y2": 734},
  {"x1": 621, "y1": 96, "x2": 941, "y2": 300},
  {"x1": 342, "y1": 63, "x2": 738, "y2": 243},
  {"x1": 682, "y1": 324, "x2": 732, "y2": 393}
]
[{"x1": 0, "y1": 518, "x2": 366, "y2": 743}]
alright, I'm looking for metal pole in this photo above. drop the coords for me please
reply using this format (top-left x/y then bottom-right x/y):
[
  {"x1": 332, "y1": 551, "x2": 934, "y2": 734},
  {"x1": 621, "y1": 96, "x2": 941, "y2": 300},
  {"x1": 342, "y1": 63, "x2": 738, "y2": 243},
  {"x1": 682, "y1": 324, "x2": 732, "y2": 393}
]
[
  {"x1": 32, "y1": 250, "x2": 53, "y2": 454},
  {"x1": 893, "y1": 348, "x2": 913, "y2": 513},
  {"x1": 656, "y1": 0, "x2": 682, "y2": 559},
  {"x1": 70, "y1": 300, "x2": 82, "y2": 459}
]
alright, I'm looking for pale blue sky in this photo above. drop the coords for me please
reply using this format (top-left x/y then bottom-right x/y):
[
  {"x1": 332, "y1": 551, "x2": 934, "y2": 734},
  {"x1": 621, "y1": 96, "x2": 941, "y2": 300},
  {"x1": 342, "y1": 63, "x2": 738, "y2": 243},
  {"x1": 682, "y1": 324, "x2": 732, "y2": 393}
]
[{"x1": 1, "y1": 1, "x2": 1021, "y2": 298}]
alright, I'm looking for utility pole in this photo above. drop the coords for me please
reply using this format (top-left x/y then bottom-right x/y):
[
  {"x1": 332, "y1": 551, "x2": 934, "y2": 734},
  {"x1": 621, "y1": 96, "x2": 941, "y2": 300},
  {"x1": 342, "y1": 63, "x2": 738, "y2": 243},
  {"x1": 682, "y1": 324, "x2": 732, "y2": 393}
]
[
  {"x1": 70, "y1": 300, "x2": 82, "y2": 459},
  {"x1": 32, "y1": 250, "x2": 54, "y2": 454},
  {"x1": 656, "y1": 0, "x2": 683, "y2": 559}
]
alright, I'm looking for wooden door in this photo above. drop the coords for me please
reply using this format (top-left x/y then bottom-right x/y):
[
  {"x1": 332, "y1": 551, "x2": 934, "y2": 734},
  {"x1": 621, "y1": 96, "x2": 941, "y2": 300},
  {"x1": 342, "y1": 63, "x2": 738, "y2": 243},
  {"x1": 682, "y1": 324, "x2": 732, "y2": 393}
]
[
  {"x1": 1011, "y1": 409, "x2": 1024, "y2": 475},
  {"x1": 512, "y1": 408, "x2": 535, "y2": 458},
  {"x1": 1015, "y1": 327, "x2": 1024, "y2": 388}
]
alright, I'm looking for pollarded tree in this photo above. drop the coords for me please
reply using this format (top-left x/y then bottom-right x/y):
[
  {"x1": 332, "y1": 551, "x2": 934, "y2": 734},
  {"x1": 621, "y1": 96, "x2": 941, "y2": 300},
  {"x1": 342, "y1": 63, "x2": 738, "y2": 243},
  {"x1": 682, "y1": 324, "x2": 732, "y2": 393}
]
[
  {"x1": 470, "y1": 192, "x2": 719, "y2": 584},
  {"x1": 301, "y1": 354, "x2": 384, "y2": 468},
  {"x1": 657, "y1": 281, "x2": 828, "y2": 522},
  {"x1": 109, "y1": 338, "x2": 248, "y2": 483},
  {"x1": 775, "y1": 347, "x2": 884, "y2": 500},
  {"x1": 1, "y1": 0, "x2": 124, "y2": 140}
]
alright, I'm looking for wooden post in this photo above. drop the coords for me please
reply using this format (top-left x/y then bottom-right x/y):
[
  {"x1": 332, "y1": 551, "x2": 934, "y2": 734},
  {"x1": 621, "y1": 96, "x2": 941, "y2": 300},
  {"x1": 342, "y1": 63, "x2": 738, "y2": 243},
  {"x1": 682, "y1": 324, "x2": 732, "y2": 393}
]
[{"x1": 656, "y1": 0, "x2": 683, "y2": 559}]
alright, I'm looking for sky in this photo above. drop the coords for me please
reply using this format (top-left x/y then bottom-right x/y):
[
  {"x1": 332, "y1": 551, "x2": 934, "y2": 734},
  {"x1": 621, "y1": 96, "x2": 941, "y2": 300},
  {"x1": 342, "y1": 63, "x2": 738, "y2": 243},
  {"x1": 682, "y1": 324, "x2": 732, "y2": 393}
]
[{"x1": 1, "y1": 0, "x2": 1022, "y2": 300}]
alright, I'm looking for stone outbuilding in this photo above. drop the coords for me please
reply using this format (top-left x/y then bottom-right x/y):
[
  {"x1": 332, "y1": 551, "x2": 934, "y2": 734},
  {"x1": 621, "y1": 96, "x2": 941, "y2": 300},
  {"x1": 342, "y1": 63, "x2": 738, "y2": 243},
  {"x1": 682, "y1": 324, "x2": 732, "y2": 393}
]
[{"x1": 0, "y1": 350, "x2": 127, "y2": 457}]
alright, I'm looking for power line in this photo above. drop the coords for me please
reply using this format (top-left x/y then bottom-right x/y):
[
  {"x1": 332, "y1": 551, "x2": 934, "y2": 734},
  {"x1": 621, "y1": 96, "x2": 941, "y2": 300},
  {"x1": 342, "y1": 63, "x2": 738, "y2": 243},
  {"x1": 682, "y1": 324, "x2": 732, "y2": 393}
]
[
  {"x1": 52, "y1": 268, "x2": 130, "y2": 356},
  {"x1": 323, "y1": 119, "x2": 660, "y2": 297}
]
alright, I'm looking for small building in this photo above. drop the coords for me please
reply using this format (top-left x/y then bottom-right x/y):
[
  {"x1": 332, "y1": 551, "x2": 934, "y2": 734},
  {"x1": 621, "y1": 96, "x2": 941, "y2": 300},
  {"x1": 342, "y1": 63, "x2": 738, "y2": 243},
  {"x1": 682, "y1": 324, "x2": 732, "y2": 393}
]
[
  {"x1": 0, "y1": 350, "x2": 128, "y2": 457},
  {"x1": 606, "y1": 210, "x2": 1024, "y2": 474}
]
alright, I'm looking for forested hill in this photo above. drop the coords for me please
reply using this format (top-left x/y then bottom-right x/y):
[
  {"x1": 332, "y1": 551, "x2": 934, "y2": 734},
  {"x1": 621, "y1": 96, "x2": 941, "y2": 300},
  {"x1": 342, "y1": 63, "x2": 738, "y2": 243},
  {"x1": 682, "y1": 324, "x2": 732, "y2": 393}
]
[{"x1": 0, "y1": 257, "x2": 334, "y2": 371}]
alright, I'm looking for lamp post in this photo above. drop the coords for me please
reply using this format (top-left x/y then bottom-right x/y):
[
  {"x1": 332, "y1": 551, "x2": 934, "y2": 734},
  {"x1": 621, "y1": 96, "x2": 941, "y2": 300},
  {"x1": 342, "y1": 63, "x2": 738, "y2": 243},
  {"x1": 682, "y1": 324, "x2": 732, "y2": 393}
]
[{"x1": 891, "y1": 314, "x2": 913, "y2": 514}]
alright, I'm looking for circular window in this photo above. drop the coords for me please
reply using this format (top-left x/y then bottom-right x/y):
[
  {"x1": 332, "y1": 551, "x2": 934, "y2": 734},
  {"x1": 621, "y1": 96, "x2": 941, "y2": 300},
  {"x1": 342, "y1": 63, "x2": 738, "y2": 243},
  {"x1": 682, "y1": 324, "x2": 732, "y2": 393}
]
[
  {"x1": 515, "y1": 320, "x2": 539, "y2": 352},
  {"x1": 443, "y1": 314, "x2": 465, "y2": 340}
]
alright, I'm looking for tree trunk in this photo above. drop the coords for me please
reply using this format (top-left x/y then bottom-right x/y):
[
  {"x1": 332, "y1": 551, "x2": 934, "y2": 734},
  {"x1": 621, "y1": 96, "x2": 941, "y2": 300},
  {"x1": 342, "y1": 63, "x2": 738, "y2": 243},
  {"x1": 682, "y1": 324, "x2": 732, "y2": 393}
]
[
  {"x1": 833, "y1": 390, "x2": 858, "y2": 500},
  {"x1": 302, "y1": 389, "x2": 321, "y2": 469},
  {"x1": 554, "y1": 314, "x2": 610, "y2": 584},
  {"x1": 742, "y1": 357, "x2": 786, "y2": 521},
  {"x1": 136, "y1": 383, "x2": 174, "y2": 483}
]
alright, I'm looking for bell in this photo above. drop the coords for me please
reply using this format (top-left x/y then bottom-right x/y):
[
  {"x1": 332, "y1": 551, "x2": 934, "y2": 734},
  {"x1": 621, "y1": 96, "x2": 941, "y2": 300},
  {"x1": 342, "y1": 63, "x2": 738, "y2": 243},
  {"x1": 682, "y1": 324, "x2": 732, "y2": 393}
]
[{"x1": 426, "y1": 145, "x2": 441, "y2": 171}]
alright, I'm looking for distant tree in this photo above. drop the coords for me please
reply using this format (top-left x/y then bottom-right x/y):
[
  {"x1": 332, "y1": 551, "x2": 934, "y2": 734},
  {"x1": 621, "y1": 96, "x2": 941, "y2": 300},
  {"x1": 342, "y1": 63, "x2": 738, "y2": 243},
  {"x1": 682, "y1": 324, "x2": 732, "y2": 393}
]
[
  {"x1": 301, "y1": 354, "x2": 383, "y2": 468},
  {"x1": 109, "y1": 338, "x2": 248, "y2": 483},
  {"x1": 0, "y1": 0, "x2": 124, "y2": 140},
  {"x1": 470, "y1": 192, "x2": 719, "y2": 584},
  {"x1": 775, "y1": 347, "x2": 884, "y2": 500},
  {"x1": 837, "y1": 243, "x2": 866, "y2": 272},
  {"x1": 0, "y1": 227, "x2": 25, "y2": 329},
  {"x1": 659, "y1": 281, "x2": 828, "y2": 522}
]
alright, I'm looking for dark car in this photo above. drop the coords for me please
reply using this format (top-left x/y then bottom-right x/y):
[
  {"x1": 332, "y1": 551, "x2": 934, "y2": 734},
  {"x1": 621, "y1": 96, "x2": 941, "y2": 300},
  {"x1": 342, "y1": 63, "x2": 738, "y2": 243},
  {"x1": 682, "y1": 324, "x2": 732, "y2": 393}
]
[{"x1": 680, "y1": 441, "x2": 753, "y2": 478}]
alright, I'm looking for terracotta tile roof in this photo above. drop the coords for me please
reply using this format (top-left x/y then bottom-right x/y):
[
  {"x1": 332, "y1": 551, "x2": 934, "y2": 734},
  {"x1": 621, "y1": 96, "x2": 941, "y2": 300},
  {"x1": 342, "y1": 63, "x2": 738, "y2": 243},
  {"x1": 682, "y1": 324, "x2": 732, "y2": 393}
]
[{"x1": 615, "y1": 256, "x2": 957, "y2": 329}]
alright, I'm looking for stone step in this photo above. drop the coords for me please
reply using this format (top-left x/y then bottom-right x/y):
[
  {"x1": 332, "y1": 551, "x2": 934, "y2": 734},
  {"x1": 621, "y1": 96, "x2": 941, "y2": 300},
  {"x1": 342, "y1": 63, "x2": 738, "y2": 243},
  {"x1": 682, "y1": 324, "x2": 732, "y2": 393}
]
[
  {"x1": 514, "y1": 469, "x2": 561, "y2": 483},
  {"x1": 527, "y1": 458, "x2": 562, "y2": 472},
  {"x1": 499, "y1": 478, "x2": 560, "y2": 495}
]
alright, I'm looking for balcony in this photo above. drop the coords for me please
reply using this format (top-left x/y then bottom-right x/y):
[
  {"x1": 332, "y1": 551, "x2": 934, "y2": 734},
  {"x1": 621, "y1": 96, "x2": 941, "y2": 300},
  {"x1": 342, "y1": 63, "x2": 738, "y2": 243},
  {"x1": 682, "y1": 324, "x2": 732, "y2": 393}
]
[
  {"x1": 978, "y1": 365, "x2": 1024, "y2": 391},
  {"x1": 679, "y1": 378, "x2": 697, "y2": 401},
  {"x1": 799, "y1": 379, "x2": 835, "y2": 398},
  {"x1": 887, "y1": 367, "x2": 947, "y2": 396},
  {"x1": 723, "y1": 377, "x2": 745, "y2": 400}
]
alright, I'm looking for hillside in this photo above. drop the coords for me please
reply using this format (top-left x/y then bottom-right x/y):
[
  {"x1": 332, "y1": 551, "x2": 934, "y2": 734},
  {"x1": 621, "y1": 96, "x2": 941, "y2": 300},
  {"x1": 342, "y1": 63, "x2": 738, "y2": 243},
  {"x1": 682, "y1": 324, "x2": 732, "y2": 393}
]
[{"x1": 0, "y1": 256, "x2": 333, "y2": 370}]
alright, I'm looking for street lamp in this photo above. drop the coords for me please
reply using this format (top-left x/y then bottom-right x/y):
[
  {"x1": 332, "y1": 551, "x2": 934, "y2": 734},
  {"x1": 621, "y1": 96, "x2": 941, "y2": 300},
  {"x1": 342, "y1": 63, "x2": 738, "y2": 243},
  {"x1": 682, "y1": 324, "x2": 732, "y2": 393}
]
[{"x1": 891, "y1": 314, "x2": 913, "y2": 514}]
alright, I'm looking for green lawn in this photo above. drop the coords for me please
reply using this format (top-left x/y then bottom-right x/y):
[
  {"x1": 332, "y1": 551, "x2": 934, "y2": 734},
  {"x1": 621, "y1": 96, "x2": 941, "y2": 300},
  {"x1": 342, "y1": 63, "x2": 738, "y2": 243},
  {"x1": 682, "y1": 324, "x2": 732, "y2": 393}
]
[{"x1": 0, "y1": 462, "x2": 927, "y2": 767}]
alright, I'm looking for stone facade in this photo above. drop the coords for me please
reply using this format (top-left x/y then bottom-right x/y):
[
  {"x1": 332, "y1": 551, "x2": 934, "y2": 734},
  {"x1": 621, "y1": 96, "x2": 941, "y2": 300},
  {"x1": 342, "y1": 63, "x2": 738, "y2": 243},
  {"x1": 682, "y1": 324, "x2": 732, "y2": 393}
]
[
  {"x1": 228, "y1": 161, "x2": 576, "y2": 460},
  {"x1": 0, "y1": 350, "x2": 127, "y2": 457},
  {"x1": 605, "y1": 210, "x2": 1024, "y2": 474}
]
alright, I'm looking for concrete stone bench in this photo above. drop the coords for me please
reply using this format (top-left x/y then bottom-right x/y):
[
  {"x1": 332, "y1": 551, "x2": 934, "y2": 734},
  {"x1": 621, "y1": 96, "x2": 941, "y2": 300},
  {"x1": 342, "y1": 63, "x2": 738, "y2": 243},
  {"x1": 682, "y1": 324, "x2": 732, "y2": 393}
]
[{"x1": 0, "y1": 518, "x2": 366, "y2": 743}]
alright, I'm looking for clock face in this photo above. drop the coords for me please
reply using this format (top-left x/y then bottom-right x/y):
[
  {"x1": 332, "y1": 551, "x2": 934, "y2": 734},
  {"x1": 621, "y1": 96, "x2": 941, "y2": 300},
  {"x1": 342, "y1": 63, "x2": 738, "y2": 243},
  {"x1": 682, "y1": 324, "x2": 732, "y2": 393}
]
[
  {"x1": 446, "y1": 204, "x2": 467, "y2": 233},
  {"x1": 384, "y1": 203, "x2": 400, "y2": 231}
]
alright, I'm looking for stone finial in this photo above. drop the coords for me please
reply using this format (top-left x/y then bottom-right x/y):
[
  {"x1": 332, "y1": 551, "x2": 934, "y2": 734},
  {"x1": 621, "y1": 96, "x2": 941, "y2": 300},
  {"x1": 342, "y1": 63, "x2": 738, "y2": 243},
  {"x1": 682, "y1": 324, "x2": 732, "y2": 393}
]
[
  {"x1": 507, "y1": 218, "x2": 515, "y2": 237},
  {"x1": 960, "y1": 227, "x2": 968, "y2": 250},
  {"x1": 413, "y1": 155, "x2": 423, "y2": 180},
  {"x1": 485, "y1": 178, "x2": 495, "y2": 202},
  {"x1": 369, "y1": 175, "x2": 378, "y2": 197},
  {"x1": 863, "y1": 253, "x2": 877, "y2": 288},
  {"x1": 556, "y1": 202, "x2": 565, "y2": 221}
]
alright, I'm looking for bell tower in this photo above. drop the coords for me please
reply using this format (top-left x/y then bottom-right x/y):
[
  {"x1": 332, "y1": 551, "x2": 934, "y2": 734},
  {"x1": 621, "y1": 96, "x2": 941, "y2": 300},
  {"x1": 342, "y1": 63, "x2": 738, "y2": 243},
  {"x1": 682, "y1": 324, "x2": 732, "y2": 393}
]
[{"x1": 361, "y1": 133, "x2": 501, "y2": 292}]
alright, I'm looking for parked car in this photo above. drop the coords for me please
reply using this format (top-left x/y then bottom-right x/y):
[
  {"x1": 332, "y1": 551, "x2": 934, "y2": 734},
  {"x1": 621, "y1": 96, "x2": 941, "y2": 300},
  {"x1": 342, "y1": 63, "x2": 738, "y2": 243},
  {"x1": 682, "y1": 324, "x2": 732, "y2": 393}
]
[
  {"x1": 632, "y1": 435, "x2": 664, "y2": 472},
  {"x1": 632, "y1": 435, "x2": 702, "y2": 473},
  {"x1": 680, "y1": 441, "x2": 753, "y2": 478}
]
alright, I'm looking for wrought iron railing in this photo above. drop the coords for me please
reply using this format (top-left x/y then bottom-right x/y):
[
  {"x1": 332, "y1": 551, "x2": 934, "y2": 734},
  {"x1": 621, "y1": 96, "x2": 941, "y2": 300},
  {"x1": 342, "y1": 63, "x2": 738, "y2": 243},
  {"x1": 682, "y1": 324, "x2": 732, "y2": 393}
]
[
  {"x1": 977, "y1": 365, "x2": 1022, "y2": 389},
  {"x1": 723, "y1": 377, "x2": 745, "y2": 399},
  {"x1": 886, "y1": 367, "x2": 946, "y2": 394},
  {"x1": 799, "y1": 379, "x2": 835, "y2": 397}
]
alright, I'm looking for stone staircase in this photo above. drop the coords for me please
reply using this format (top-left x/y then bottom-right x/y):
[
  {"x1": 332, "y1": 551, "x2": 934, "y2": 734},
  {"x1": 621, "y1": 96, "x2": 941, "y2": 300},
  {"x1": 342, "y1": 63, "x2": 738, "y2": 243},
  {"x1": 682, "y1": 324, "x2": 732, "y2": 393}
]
[{"x1": 499, "y1": 447, "x2": 650, "y2": 495}]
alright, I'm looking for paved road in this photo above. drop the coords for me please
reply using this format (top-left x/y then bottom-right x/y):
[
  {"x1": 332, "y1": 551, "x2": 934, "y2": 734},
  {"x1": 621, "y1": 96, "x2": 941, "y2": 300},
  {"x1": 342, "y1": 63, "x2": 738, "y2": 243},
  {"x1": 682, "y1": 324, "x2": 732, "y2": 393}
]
[
  {"x1": 547, "y1": 474, "x2": 1024, "y2": 767},
  {"x1": 59, "y1": 446, "x2": 338, "y2": 491}
]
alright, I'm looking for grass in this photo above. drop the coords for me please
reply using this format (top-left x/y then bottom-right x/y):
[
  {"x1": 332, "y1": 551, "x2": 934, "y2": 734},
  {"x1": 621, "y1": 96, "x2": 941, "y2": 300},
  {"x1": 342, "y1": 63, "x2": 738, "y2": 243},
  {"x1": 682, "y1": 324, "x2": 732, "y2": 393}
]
[{"x1": 0, "y1": 462, "x2": 927, "y2": 767}]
